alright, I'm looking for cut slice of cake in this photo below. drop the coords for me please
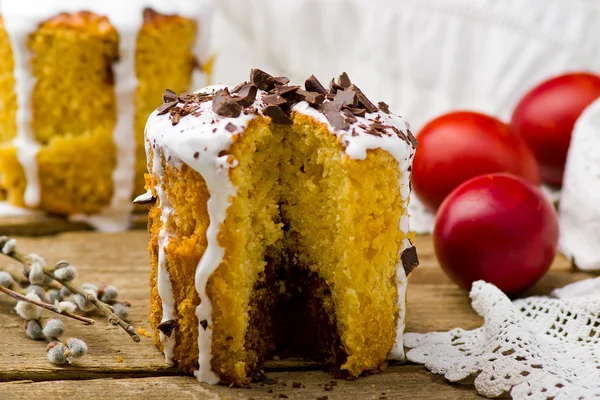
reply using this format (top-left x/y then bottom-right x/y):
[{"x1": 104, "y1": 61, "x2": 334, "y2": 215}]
[{"x1": 142, "y1": 70, "x2": 419, "y2": 385}]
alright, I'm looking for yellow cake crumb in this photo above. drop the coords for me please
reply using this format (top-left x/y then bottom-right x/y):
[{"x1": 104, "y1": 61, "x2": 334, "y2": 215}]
[{"x1": 136, "y1": 327, "x2": 152, "y2": 338}]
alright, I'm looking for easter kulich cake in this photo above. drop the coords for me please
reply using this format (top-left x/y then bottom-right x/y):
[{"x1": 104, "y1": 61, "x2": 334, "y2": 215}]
[
  {"x1": 0, "y1": 0, "x2": 211, "y2": 230},
  {"x1": 143, "y1": 70, "x2": 419, "y2": 385}
]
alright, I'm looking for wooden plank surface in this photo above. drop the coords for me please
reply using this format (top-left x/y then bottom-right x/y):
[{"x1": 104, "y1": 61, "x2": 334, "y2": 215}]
[
  {"x1": 0, "y1": 368, "x2": 485, "y2": 400},
  {"x1": 0, "y1": 231, "x2": 583, "y2": 399},
  {"x1": 0, "y1": 213, "x2": 147, "y2": 236}
]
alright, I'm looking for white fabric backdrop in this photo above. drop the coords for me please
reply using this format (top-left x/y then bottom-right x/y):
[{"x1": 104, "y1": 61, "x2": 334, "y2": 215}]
[
  {"x1": 211, "y1": 0, "x2": 600, "y2": 130},
  {"x1": 208, "y1": 0, "x2": 600, "y2": 268}
]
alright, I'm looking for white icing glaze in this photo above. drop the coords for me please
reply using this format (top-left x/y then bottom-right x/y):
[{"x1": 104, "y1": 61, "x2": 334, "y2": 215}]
[
  {"x1": 149, "y1": 141, "x2": 177, "y2": 365},
  {"x1": 145, "y1": 85, "x2": 415, "y2": 382},
  {"x1": 291, "y1": 102, "x2": 416, "y2": 360},
  {"x1": 2, "y1": 6, "x2": 41, "y2": 207},
  {"x1": 0, "y1": 0, "x2": 211, "y2": 231}
]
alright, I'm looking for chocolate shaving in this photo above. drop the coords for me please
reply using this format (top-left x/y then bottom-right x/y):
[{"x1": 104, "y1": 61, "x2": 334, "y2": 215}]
[
  {"x1": 337, "y1": 72, "x2": 352, "y2": 89},
  {"x1": 230, "y1": 81, "x2": 249, "y2": 94},
  {"x1": 329, "y1": 79, "x2": 343, "y2": 96},
  {"x1": 273, "y1": 76, "x2": 290, "y2": 85},
  {"x1": 333, "y1": 90, "x2": 357, "y2": 108},
  {"x1": 194, "y1": 151, "x2": 200, "y2": 159},
  {"x1": 212, "y1": 88, "x2": 242, "y2": 118},
  {"x1": 132, "y1": 191, "x2": 156, "y2": 205},
  {"x1": 370, "y1": 122, "x2": 386, "y2": 132},
  {"x1": 342, "y1": 109, "x2": 358, "y2": 124},
  {"x1": 345, "y1": 107, "x2": 366, "y2": 117},
  {"x1": 156, "y1": 101, "x2": 177, "y2": 115},
  {"x1": 262, "y1": 93, "x2": 288, "y2": 107},
  {"x1": 295, "y1": 89, "x2": 325, "y2": 106},
  {"x1": 224, "y1": 122, "x2": 237, "y2": 133},
  {"x1": 158, "y1": 320, "x2": 177, "y2": 337},
  {"x1": 250, "y1": 68, "x2": 277, "y2": 91},
  {"x1": 407, "y1": 129, "x2": 419, "y2": 148},
  {"x1": 276, "y1": 84, "x2": 300, "y2": 95},
  {"x1": 378, "y1": 101, "x2": 390, "y2": 114},
  {"x1": 200, "y1": 319, "x2": 208, "y2": 330},
  {"x1": 401, "y1": 246, "x2": 419, "y2": 275},
  {"x1": 391, "y1": 126, "x2": 408, "y2": 141},
  {"x1": 178, "y1": 92, "x2": 194, "y2": 102},
  {"x1": 347, "y1": 84, "x2": 378, "y2": 113},
  {"x1": 305, "y1": 75, "x2": 328, "y2": 95},
  {"x1": 319, "y1": 101, "x2": 343, "y2": 113},
  {"x1": 235, "y1": 84, "x2": 258, "y2": 107},
  {"x1": 171, "y1": 113, "x2": 181, "y2": 126},
  {"x1": 194, "y1": 93, "x2": 211, "y2": 104},
  {"x1": 265, "y1": 105, "x2": 293, "y2": 125},
  {"x1": 185, "y1": 104, "x2": 202, "y2": 115},
  {"x1": 324, "y1": 110, "x2": 349, "y2": 130},
  {"x1": 162, "y1": 89, "x2": 179, "y2": 103}
]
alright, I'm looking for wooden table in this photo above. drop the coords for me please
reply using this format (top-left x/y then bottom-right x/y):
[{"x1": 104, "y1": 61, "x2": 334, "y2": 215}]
[{"x1": 0, "y1": 229, "x2": 585, "y2": 399}]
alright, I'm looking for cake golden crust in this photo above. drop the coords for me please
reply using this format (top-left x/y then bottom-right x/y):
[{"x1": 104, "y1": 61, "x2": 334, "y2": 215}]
[{"x1": 38, "y1": 11, "x2": 118, "y2": 38}]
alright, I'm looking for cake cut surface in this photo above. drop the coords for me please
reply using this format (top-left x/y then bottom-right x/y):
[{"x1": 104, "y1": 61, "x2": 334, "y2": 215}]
[{"x1": 143, "y1": 70, "x2": 419, "y2": 385}]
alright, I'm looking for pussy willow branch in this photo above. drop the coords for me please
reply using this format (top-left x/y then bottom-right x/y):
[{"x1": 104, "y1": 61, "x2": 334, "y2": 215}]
[
  {"x1": 0, "y1": 284, "x2": 94, "y2": 324},
  {"x1": 0, "y1": 265, "x2": 28, "y2": 286},
  {"x1": 4, "y1": 247, "x2": 140, "y2": 343},
  {"x1": 60, "y1": 279, "x2": 140, "y2": 343}
]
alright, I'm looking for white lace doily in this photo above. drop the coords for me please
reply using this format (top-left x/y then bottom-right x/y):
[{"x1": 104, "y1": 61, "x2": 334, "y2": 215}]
[{"x1": 405, "y1": 280, "x2": 600, "y2": 399}]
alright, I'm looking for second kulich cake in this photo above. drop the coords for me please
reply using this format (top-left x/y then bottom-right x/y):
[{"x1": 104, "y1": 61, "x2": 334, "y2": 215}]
[
  {"x1": 142, "y1": 70, "x2": 419, "y2": 385},
  {"x1": 0, "y1": 0, "x2": 211, "y2": 230}
]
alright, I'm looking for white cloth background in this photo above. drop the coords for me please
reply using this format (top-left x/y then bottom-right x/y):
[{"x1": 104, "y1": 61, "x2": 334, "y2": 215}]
[{"x1": 210, "y1": 0, "x2": 600, "y2": 268}]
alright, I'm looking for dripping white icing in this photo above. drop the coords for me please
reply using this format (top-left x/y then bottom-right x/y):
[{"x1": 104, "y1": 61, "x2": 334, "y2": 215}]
[
  {"x1": 0, "y1": 0, "x2": 211, "y2": 231},
  {"x1": 291, "y1": 102, "x2": 415, "y2": 360},
  {"x1": 144, "y1": 86, "x2": 416, "y2": 382},
  {"x1": 2, "y1": 5, "x2": 41, "y2": 207},
  {"x1": 148, "y1": 141, "x2": 177, "y2": 364}
]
